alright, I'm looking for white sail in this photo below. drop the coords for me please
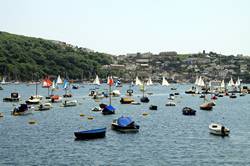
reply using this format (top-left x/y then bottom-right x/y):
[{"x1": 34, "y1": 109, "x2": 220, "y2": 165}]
[
  {"x1": 1, "y1": 77, "x2": 6, "y2": 84},
  {"x1": 197, "y1": 76, "x2": 205, "y2": 87},
  {"x1": 135, "y1": 76, "x2": 142, "y2": 86},
  {"x1": 56, "y1": 75, "x2": 63, "y2": 84},
  {"x1": 162, "y1": 76, "x2": 169, "y2": 86},
  {"x1": 93, "y1": 75, "x2": 100, "y2": 85},
  {"x1": 194, "y1": 76, "x2": 199, "y2": 85},
  {"x1": 146, "y1": 77, "x2": 153, "y2": 86},
  {"x1": 235, "y1": 77, "x2": 241, "y2": 87},
  {"x1": 228, "y1": 77, "x2": 234, "y2": 87},
  {"x1": 220, "y1": 80, "x2": 225, "y2": 88}
]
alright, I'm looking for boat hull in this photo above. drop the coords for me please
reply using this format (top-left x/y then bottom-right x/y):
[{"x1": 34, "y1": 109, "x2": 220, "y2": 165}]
[{"x1": 74, "y1": 128, "x2": 106, "y2": 140}]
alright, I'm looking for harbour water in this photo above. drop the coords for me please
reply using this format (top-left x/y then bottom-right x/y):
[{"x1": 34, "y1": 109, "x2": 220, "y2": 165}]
[{"x1": 0, "y1": 83, "x2": 250, "y2": 165}]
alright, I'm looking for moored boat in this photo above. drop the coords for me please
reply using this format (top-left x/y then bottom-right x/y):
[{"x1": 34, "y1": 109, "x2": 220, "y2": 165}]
[
  {"x1": 209, "y1": 123, "x2": 230, "y2": 136},
  {"x1": 11, "y1": 104, "x2": 34, "y2": 116},
  {"x1": 149, "y1": 105, "x2": 157, "y2": 110},
  {"x1": 111, "y1": 116, "x2": 139, "y2": 132},
  {"x1": 3, "y1": 92, "x2": 20, "y2": 102},
  {"x1": 74, "y1": 127, "x2": 106, "y2": 140},
  {"x1": 182, "y1": 107, "x2": 196, "y2": 115},
  {"x1": 36, "y1": 103, "x2": 52, "y2": 111},
  {"x1": 165, "y1": 101, "x2": 176, "y2": 106},
  {"x1": 62, "y1": 100, "x2": 77, "y2": 107},
  {"x1": 120, "y1": 97, "x2": 134, "y2": 104},
  {"x1": 102, "y1": 105, "x2": 115, "y2": 115},
  {"x1": 200, "y1": 102, "x2": 213, "y2": 110}
]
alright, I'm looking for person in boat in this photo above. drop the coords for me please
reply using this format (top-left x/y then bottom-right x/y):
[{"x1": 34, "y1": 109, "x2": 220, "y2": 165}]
[{"x1": 221, "y1": 126, "x2": 225, "y2": 136}]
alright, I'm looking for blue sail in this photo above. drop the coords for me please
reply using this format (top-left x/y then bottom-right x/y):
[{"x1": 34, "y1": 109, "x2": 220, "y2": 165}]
[{"x1": 63, "y1": 80, "x2": 69, "y2": 89}]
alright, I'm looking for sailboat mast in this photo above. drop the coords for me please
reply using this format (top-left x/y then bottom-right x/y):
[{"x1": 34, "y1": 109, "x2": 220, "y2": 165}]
[
  {"x1": 109, "y1": 83, "x2": 112, "y2": 105},
  {"x1": 142, "y1": 81, "x2": 145, "y2": 97}
]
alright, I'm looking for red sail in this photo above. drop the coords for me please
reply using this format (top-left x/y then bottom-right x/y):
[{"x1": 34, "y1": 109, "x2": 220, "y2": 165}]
[{"x1": 42, "y1": 79, "x2": 52, "y2": 88}]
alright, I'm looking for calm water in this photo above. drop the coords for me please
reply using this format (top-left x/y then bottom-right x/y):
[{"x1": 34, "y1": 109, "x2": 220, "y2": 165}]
[{"x1": 0, "y1": 83, "x2": 250, "y2": 166}]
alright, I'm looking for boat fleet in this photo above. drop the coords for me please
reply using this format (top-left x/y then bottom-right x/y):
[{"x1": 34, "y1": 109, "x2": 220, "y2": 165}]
[{"x1": 1, "y1": 74, "x2": 249, "y2": 140}]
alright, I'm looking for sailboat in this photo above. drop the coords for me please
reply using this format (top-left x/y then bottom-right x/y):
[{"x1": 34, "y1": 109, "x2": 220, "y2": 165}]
[
  {"x1": 162, "y1": 76, "x2": 169, "y2": 86},
  {"x1": 194, "y1": 76, "x2": 199, "y2": 85},
  {"x1": 42, "y1": 77, "x2": 52, "y2": 99},
  {"x1": 102, "y1": 76, "x2": 115, "y2": 115},
  {"x1": 0, "y1": 77, "x2": 7, "y2": 85},
  {"x1": 93, "y1": 75, "x2": 100, "y2": 85},
  {"x1": 56, "y1": 75, "x2": 63, "y2": 84},
  {"x1": 235, "y1": 77, "x2": 241, "y2": 87},
  {"x1": 228, "y1": 77, "x2": 234, "y2": 87},
  {"x1": 63, "y1": 79, "x2": 72, "y2": 98},
  {"x1": 146, "y1": 77, "x2": 153, "y2": 86},
  {"x1": 26, "y1": 80, "x2": 43, "y2": 104},
  {"x1": 135, "y1": 76, "x2": 142, "y2": 86},
  {"x1": 140, "y1": 81, "x2": 150, "y2": 103},
  {"x1": 49, "y1": 80, "x2": 62, "y2": 103}
]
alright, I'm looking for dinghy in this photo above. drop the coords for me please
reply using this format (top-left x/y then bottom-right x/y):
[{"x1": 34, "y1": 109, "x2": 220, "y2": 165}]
[
  {"x1": 74, "y1": 127, "x2": 106, "y2": 140},
  {"x1": 62, "y1": 100, "x2": 77, "y2": 107}
]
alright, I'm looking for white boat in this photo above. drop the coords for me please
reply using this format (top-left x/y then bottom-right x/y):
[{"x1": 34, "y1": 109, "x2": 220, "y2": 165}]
[
  {"x1": 112, "y1": 90, "x2": 121, "y2": 97},
  {"x1": 36, "y1": 103, "x2": 52, "y2": 111},
  {"x1": 165, "y1": 101, "x2": 176, "y2": 106},
  {"x1": 26, "y1": 98, "x2": 41, "y2": 105},
  {"x1": 220, "y1": 80, "x2": 225, "y2": 88},
  {"x1": 62, "y1": 100, "x2": 77, "y2": 107},
  {"x1": 209, "y1": 123, "x2": 230, "y2": 136},
  {"x1": 162, "y1": 76, "x2": 169, "y2": 86},
  {"x1": 93, "y1": 75, "x2": 100, "y2": 85}
]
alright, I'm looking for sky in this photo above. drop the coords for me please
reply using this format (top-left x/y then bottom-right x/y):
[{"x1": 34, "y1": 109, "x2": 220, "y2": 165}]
[{"x1": 0, "y1": 0, "x2": 250, "y2": 56}]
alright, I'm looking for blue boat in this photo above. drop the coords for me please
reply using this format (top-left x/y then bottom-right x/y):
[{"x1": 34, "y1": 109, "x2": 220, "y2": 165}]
[
  {"x1": 111, "y1": 116, "x2": 139, "y2": 132},
  {"x1": 102, "y1": 105, "x2": 115, "y2": 115},
  {"x1": 74, "y1": 127, "x2": 106, "y2": 140}
]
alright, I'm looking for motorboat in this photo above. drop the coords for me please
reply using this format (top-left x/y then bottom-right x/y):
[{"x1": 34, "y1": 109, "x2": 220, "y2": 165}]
[
  {"x1": 112, "y1": 90, "x2": 121, "y2": 97},
  {"x1": 165, "y1": 101, "x2": 176, "y2": 106},
  {"x1": 72, "y1": 85, "x2": 79, "y2": 89},
  {"x1": 131, "y1": 101, "x2": 141, "y2": 105},
  {"x1": 168, "y1": 94, "x2": 175, "y2": 100},
  {"x1": 111, "y1": 116, "x2": 139, "y2": 132},
  {"x1": 11, "y1": 104, "x2": 34, "y2": 116},
  {"x1": 120, "y1": 97, "x2": 134, "y2": 104},
  {"x1": 63, "y1": 94, "x2": 72, "y2": 98},
  {"x1": 182, "y1": 107, "x2": 196, "y2": 115},
  {"x1": 239, "y1": 93, "x2": 246, "y2": 96},
  {"x1": 91, "y1": 107, "x2": 102, "y2": 112},
  {"x1": 3, "y1": 92, "x2": 20, "y2": 102},
  {"x1": 149, "y1": 105, "x2": 157, "y2": 110},
  {"x1": 209, "y1": 123, "x2": 230, "y2": 136},
  {"x1": 200, "y1": 102, "x2": 213, "y2": 110},
  {"x1": 62, "y1": 100, "x2": 77, "y2": 107},
  {"x1": 140, "y1": 96, "x2": 150, "y2": 103},
  {"x1": 36, "y1": 103, "x2": 52, "y2": 111},
  {"x1": 74, "y1": 127, "x2": 106, "y2": 140},
  {"x1": 229, "y1": 93, "x2": 237, "y2": 98}
]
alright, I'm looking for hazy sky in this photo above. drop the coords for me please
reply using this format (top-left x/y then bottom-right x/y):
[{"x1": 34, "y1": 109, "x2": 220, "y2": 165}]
[{"x1": 1, "y1": 0, "x2": 250, "y2": 55}]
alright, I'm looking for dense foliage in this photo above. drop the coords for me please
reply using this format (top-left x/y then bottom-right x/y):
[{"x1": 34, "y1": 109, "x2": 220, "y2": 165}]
[{"x1": 0, "y1": 31, "x2": 112, "y2": 81}]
